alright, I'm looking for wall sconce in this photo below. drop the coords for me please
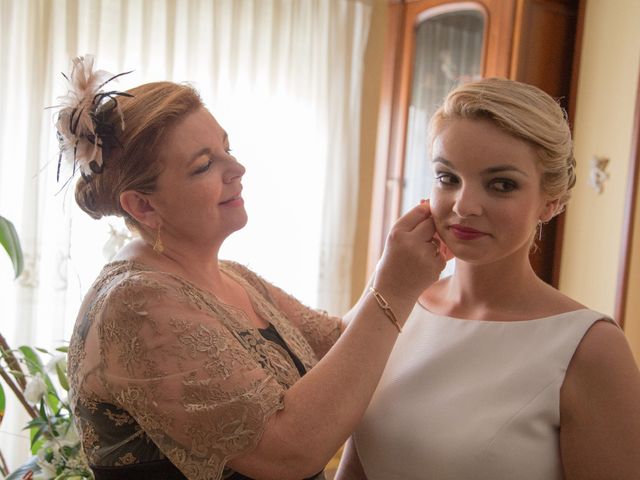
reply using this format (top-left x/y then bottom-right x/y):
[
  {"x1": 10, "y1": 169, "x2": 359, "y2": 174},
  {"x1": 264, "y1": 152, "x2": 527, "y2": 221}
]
[{"x1": 588, "y1": 156, "x2": 610, "y2": 194}]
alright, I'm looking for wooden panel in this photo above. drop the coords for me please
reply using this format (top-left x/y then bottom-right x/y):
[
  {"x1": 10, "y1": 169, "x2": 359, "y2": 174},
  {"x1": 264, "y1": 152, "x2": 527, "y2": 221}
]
[
  {"x1": 367, "y1": 2, "x2": 406, "y2": 275},
  {"x1": 512, "y1": 0, "x2": 579, "y2": 285},
  {"x1": 512, "y1": 0, "x2": 578, "y2": 103}
]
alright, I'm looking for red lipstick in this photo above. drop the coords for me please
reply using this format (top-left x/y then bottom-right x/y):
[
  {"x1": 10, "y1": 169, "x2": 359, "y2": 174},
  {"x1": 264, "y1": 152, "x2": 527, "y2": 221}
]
[{"x1": 449, "y1": 224, "x2": 487, "y2": 240}]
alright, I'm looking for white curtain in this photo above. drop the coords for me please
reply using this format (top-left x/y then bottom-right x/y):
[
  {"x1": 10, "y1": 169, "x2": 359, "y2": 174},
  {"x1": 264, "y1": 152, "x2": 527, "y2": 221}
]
[{"x1": 0, "y1": 0, "x2": 371, "y2": 469}]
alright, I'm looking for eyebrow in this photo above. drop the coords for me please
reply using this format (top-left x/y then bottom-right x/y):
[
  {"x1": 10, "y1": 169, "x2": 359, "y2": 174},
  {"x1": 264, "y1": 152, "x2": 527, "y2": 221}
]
[{"x1": 432, "y1": 156, "x2": 529, "y2": 177}]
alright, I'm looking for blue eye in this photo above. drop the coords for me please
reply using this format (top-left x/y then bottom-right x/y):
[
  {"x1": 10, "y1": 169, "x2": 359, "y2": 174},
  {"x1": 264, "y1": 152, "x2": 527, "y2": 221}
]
[{"x1": 489, "y1": 179, "x2": 518, "y2": 192}]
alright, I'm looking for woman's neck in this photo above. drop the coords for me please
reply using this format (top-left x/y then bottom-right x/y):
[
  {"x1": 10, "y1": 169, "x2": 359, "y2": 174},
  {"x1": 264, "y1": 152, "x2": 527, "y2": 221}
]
[
  {"x1": 115, "y1": 238, "x2": 227, "y2": 292},
  {"x1": 452, "y1": 258, "x2": 538, "y2": 302},
  {"x1": 425, "y1": 253, "x2": 553, "y2": 321}
]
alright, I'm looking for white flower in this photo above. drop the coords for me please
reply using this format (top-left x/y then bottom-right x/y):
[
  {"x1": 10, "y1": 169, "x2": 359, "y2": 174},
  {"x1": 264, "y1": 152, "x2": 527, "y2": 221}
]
[
  {"x1": 34, "y1": 450, "x2": 58, "y2": 480},
  {"x1": 45, "y1": 354, "x2": 67, "y2": 373},
  {"x1": 36, "y1": 443, "x2": 65, "y2": 479},
  {"x1": 65, "y1": 426, "x2": 80, "y2": 443},
  {"x1": 24, "y1": 374, "x2": 48, "y2": 404}
]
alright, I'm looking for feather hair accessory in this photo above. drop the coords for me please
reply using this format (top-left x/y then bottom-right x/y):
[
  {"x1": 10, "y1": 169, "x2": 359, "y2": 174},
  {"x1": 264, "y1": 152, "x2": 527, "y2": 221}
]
[{"x1": 54, "y1": 55, "x2": 133, "y2": 181}]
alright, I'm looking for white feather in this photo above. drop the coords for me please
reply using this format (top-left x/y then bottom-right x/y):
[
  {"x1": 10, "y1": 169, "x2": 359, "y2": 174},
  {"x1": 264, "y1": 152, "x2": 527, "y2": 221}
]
[{"x1": 54, "y1": 55, "x2": 124, "y2": 176}]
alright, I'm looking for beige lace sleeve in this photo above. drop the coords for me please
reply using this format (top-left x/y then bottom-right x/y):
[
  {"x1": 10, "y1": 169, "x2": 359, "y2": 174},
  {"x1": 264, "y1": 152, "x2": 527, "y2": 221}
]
[
  {"x1": 224, "y1": 261, "x2": 343, "y2": 359},
  {"x1": 95, "y1": 271, "x2": 286, "y2": 480}
]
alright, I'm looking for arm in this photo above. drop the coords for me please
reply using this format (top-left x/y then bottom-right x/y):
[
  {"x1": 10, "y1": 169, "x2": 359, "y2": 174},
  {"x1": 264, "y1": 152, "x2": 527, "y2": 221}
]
[
  {"x1": 263, "y1": 267, "x2": 374, "y2": 336},
  {"x1": 560, "y1": 320, "x2": 640, "y2": 479},
  {"x1": 335, "y1": 437, "x2": 368, "y2": 480},
  {"x1": 340, "y1": 231, "x2": 453, "y2": 329},
  {"x1": 340, "y1": 274, "x2": 375, "y2": 331},
  {"x1": 228, "y1": 203, "x2": 446, "y2": 479},
  {"x1": 102, "y1": 204, "x2": 443, "y2": 480}
]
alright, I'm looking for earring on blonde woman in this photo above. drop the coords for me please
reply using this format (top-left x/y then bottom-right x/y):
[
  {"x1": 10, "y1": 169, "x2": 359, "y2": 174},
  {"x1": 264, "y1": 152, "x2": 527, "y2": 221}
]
[
  {"x1": 537, "y1": 220, "x2": 543, "y2": 242},
  {"x1": 153, "y1": 226, "x2": 164, "y2": 253}
]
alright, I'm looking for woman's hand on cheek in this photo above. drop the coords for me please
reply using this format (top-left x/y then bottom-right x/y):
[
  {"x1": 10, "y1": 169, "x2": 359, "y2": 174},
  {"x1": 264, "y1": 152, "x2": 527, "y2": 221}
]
[
  {"x1": 434, "y1": 232, "x2": 454, "y2": 261},
  {"x1": 374, "y1": 201, "x2": 447, "y2": 302}
]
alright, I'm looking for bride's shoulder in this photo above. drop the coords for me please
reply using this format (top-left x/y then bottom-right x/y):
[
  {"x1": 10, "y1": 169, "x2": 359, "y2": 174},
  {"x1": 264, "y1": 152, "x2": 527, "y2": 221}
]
[{"x1": 538, "y1": 280, "x2": 587, "y2": 313}]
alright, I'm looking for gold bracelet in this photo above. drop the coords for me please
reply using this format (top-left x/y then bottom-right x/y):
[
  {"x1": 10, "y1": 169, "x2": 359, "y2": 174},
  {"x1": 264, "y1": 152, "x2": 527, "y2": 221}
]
[{"x1": 369, "y1": 287, "x2": 402, "y2": 333}]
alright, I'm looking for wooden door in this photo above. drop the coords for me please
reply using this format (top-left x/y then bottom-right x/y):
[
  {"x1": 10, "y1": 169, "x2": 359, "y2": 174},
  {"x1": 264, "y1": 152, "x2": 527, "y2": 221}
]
[
  {"x1": 368, "y1": 0, "x2": 580, "y2": 286},
  {"x1": 510, "y1": 0, "x2": 580, "y2": 284}
]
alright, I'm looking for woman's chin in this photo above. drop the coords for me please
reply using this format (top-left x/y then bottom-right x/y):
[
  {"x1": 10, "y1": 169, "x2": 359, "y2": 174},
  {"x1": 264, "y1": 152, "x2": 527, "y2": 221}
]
[
  {"x1": 227, "y1": 212, "x2": 249, "y2": 234},
  {"x1": 444, "y1": 246, "x2": 490, "y2": 265}
]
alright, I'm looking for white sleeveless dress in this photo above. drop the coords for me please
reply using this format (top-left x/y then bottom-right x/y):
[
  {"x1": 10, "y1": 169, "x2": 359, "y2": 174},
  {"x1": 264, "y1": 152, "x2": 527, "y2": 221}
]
[{"x1": 353, "y1": 305, "x2": 612, "y2": 480}]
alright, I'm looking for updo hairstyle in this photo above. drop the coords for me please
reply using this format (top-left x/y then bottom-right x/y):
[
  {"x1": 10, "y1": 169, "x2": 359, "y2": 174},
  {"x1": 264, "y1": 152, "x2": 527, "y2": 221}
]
[
  {"x1": 74, "y1": 82, "x2": 203, "y2": 227},
  {"x1": 429, "y1": 78, "x2": 576, "y2": 216}
]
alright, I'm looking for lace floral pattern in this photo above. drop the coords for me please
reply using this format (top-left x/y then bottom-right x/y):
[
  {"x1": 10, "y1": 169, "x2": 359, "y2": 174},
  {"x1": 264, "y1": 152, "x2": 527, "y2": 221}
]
[{"x1": 67, "y1": 260, "x2": 342, "y2": 480}]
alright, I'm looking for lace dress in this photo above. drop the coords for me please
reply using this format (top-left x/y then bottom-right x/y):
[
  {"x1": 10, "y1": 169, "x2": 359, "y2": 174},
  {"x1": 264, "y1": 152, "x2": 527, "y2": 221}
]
[{"x1": 67, "y1": 260, "x2": 342, "y2": 480}]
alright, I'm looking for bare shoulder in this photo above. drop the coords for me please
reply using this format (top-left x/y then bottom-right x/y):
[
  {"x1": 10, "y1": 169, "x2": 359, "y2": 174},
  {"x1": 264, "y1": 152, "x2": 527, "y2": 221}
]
[
  {"x1": 569, "y1": 319, "x2": 630, "y2": 370},
  {"x1": 562, "y1": 318, "x2": 640, "y2": 414},
  {"x1": 560, "y1": 317, "x2": 640, "y2": 479},
  {"x1": 536, "y1": 280, "x2": 586, "y2": 313}
]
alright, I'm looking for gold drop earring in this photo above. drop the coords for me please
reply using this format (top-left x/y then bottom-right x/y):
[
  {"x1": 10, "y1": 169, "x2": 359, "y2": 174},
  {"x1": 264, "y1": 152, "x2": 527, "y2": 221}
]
[{"x1": 153, "y1": 225, "x2": 164, "y2": 253}]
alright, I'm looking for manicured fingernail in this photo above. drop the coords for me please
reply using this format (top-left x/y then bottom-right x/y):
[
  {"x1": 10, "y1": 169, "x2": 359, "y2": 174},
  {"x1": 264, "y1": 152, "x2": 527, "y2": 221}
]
[{"x1": 419, "y1": 198, "x2": 427, "y2": 205}]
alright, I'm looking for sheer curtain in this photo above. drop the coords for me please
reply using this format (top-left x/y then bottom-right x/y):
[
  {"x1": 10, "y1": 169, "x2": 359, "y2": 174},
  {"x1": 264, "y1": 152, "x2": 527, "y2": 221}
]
[{"x1": 0, "y1": 0, "x2": 371, "y2": 469}]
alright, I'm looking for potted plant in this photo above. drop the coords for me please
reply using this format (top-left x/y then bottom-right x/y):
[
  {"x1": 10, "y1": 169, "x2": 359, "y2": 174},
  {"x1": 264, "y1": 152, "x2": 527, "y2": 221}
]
[{"x1": 0, "y1": 215, "x2": 93, "y2": 479}]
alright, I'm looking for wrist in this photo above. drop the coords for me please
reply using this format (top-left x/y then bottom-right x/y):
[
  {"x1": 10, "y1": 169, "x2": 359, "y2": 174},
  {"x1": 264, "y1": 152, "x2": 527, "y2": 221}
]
[
  {"x1": 368, "y1": 286, "x2": 403, "y2": 333},
  {"x1": 371, "y1": 278, "x2": 423, "y2": 309}
]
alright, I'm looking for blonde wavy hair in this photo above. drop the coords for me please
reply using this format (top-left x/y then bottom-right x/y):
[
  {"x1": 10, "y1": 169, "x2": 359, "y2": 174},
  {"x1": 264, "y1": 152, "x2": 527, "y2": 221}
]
[{"x1": 429, "y1": 77, "x2": 576, "y2": 217}]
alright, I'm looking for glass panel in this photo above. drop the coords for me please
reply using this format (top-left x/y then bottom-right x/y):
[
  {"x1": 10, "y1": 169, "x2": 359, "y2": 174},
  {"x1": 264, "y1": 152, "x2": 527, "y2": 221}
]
[{"x1": 401, "y1": 9, "x2": 485, "y2": 214}]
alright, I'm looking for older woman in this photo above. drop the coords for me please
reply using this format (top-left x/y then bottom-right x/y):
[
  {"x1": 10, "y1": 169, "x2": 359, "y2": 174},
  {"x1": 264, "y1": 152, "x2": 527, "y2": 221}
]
[
  {"x1": 337, "y1": 78, "x2": 640, "y2": 480},
  {"x1": 58, "y1": 56, "x2": 445, "y2": 480}
]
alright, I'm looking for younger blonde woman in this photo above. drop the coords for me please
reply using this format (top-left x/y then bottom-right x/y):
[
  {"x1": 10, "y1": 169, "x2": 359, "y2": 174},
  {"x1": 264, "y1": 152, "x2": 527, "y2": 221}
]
[{"x1": 338, "y1": 78, "x2": 640, "y2": 480}]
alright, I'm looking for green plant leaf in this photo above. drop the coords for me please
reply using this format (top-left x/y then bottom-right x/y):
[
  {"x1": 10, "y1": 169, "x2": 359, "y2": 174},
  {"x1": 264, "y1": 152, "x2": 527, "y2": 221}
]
[
  {"x1": 0, "y1": 215, "x2": 24, "y2": 279},
  {"x1": 0, "y1": 344, "x2": 28, "y2": 389},
  {"x1": 24, "y1": 417, "x2": 48, "y2": 429},
  {"x1": 56, "y1": 362, "x2": 69, "y2": 391},
  {"x1": 18, "y1": 346, "x2": 45, "y2": 376},
  {"x1": 30, "y1": 425, "x2": 45, "y2": 455},
  {"x1": 0, "y1": 381, "x2": 5, "y2": 428}
]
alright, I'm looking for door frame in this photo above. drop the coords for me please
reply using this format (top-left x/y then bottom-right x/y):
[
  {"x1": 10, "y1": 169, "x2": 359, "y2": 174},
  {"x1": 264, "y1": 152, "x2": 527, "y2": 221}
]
[
  {"x1": 615, "y1": 71, "x2": 640, "y2": 329},
  {"x1": 366, "y1": 0, "x2": 516, "y2": 277}
]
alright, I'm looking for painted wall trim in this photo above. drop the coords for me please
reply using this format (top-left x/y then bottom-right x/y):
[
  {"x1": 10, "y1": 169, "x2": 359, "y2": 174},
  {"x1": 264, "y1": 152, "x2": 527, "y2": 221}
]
[{"x1": 615, "y1": 71, "x2": 640, "y2": 328}]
